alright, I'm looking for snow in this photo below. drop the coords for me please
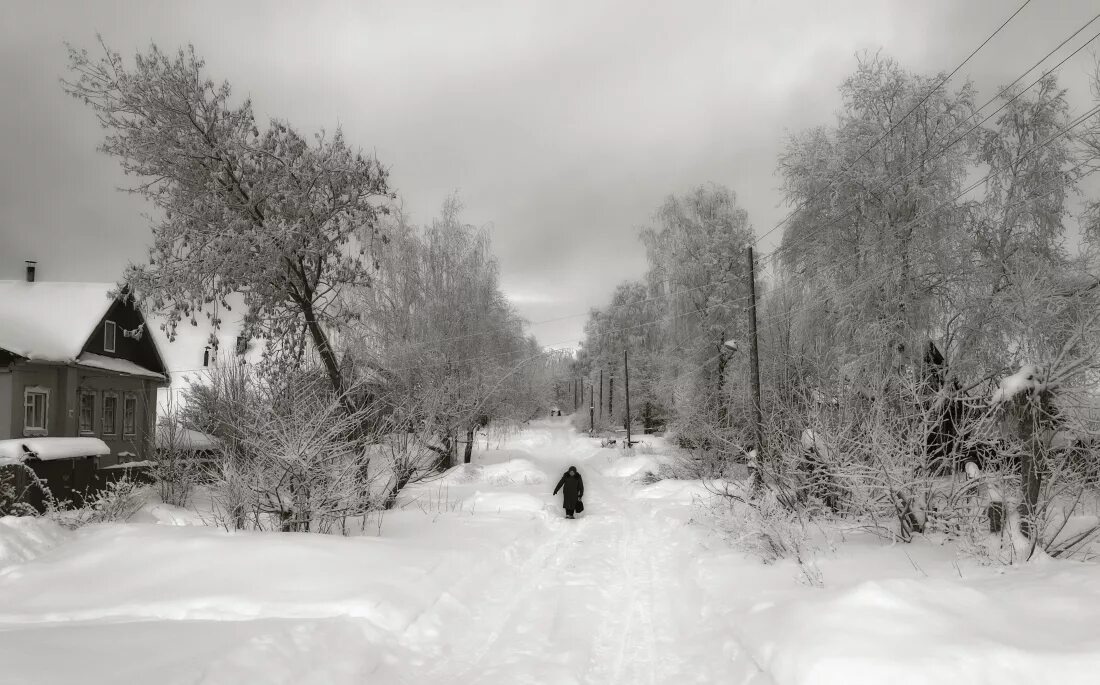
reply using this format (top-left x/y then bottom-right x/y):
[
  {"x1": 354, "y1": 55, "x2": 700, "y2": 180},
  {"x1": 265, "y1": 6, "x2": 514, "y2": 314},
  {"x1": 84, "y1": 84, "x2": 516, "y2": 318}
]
[
  {"x1": 0, "y1": 437, "x2": 110, "y2": 462},
  {"x1": 633, "y1": 478, "x2": 722, "y2": 502},
  {"x1": 146, "y1": 291, "x2": 265, "y2": 414},
  {"x1": 102, "y1": 460, "x2": 155, "y2": 470},
  {"x1": 0, "y1": 418, "x2": 1099, "y2": 684},
  {"x1": 0, "y1": 281, "x2": 116, "y2": 361},
  {"x1": 0, "y1": 516, "x2": 71, "y2": 570},
  {"x1": 734, "y1": 562, "x2": 1100, "y2": 684},
  {"x1": 598, "y1": 453, "x2": 673, "y2": 478},
  {"x1": 993, "y1": 363, "x2": 1044, "y2": 403},
  {"x1": 76, "y1": 351, "x2": 165, "y2": 379},
  {"x1": 457, "y1": 491, "x2": 548, "y2": 514},
  {"x1": 155, "y1": 426, "x2": 220, "y2": 451},
  {"x1": 438, "y1": 458, "x2": 547, "y2": 486}
]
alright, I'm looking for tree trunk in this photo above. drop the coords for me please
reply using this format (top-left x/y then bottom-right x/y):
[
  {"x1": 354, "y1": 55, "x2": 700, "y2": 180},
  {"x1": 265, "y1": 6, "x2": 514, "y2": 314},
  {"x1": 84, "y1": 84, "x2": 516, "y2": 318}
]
[
  {"x1": 299, "y1": 297, "x2": 344, "y2": 400},
  {"x1": 1019, "y1": 435, "x2": 1043, "y2": 539},
  {"x1": 464, "y1": 428, "x2": 475, "y2": 464}
]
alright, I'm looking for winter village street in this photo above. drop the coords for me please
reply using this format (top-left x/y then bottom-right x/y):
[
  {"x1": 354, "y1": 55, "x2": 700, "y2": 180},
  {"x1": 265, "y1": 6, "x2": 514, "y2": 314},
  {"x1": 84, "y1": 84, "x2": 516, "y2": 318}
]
[
  {"x1": 5, "y1": 4, "x2": 1100, "y2": 681},
  {"x1": 3, "y1": 419, "x2": 1100, "y2": 684}
]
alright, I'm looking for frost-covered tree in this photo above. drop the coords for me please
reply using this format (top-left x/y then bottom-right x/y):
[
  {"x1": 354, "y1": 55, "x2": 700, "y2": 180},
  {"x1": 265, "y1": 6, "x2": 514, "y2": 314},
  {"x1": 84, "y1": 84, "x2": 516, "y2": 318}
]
[
  {"x1": 345, "y1": 197, "x2": 552, "y2": 467},
  {"x1": 778, "y1": 53, "x2": 976, "y2": 378},
  {"x1": 63, "y1": 40, "x2": 392, "y2": 400}
]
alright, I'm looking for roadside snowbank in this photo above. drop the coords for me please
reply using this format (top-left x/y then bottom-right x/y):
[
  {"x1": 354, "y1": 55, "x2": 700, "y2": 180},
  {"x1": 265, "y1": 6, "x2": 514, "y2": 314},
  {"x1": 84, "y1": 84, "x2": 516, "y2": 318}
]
[
  {"x1": 439, "y1": 458, "x2": 547, "y2": 486},
  {"x1": 634, "y1": 479, "x2": 723, "y2": 502},
  {"x1": 457, "y1": 491, "x2": 548, "y2": 514},
  {"x1": 600, "y1": 454, "x2": 675, "y2": 478},
  {"x1": 739, "y1": 564, "x2": 1100, "y2": 684},
  {"x1": 0, "y1": 523, "x2": 447, "y2": 629},
  {"x1": 0, "y1": 516, "x2": 71, "y2": 570}
]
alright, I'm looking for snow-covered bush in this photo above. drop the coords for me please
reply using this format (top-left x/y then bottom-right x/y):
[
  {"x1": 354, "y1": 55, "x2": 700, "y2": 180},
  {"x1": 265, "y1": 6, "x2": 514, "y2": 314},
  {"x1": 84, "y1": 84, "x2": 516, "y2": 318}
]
[
  {"x1": 702, "y1": 486, "x2": 825, "y2": 587},
  {"x1": 152, "y1": 404, "x2": 205, "y2": 509},
  {"x1": 0, "y1": 468, "x2": 36, "y2": 517},
  {"x1": 184, "y1": 364, "x2": 385, "y2": 534},
  {"x1": 81, "y1": 477, "x2": 145, "y2": 524}
]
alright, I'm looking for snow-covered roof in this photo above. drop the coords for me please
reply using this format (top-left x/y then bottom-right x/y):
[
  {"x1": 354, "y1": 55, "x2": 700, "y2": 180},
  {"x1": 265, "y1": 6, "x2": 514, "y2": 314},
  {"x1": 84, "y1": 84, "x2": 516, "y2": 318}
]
[
  {"x1": 155, "y1": 427, "x2": 220, "y2": 451},
  {"x1": 0, "y1": 281, "x2": 116, "y2": 361},
  {"x1": 145, "y1": 292, "x2": 259, "y2": 384},
  {"x1": 77, "y1": 352, "x2": 165, "y2": 380},
  {"x1": 0, "y1": 437, "x2": 111, "y2": 466}
]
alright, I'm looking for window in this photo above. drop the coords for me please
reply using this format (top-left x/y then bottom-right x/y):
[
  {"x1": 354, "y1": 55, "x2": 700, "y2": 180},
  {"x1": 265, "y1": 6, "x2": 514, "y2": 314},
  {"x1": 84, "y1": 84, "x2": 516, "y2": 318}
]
[
  {"x1": 104, "y1": 321, "x2": 117, "y2": 353},
  {"x1": 23, "y1": 387, "x2": 49, "y2": 436},
  {"x1": 123, "y1": 393, "x2": 137, "y2": 436},
  {"x1": 102, "y1": 392, "x2": 118, "y2": 436},
  {"x1": 79, "y1": 391, "x2": 96, "y2": 434}
]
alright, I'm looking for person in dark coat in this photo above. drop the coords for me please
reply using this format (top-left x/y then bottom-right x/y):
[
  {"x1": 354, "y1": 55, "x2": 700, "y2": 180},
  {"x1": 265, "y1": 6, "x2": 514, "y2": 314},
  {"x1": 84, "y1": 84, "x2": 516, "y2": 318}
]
[{"x1": 553, "y1": 465, "x2": 584, "y2": 519}]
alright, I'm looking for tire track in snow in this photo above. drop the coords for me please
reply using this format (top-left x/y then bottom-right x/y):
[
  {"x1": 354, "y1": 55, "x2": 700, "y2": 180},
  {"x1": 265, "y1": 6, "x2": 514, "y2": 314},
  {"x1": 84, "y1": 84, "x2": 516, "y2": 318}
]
[
  {"x1": 397, "y1": 420, "x2": 778, "y2": 684},
  {"x1": 408, "y1": 513, "x2": 589, "y2": 683}
]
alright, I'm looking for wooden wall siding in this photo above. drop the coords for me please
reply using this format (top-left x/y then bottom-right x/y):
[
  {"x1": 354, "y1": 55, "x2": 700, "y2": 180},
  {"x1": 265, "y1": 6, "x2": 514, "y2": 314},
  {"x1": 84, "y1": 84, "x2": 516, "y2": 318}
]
[
  {"x1": 76, "y1": 371, "x2": 156, "y2": 465},
  {"x1": 2, "y1": 365, "x2": 156, "y2": 464},
  {"x1": 0, "y1": 371, "x2": 10, "y2": 439},
  {"x1": 9, "y1": 365, "x2": 63, "y2": 439}
]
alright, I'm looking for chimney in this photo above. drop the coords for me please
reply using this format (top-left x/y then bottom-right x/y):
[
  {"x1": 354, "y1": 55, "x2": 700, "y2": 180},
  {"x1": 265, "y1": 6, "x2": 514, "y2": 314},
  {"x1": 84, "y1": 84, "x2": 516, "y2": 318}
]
[{"x1": 25, "y1": 260, "x2": 36, "y2": 282}]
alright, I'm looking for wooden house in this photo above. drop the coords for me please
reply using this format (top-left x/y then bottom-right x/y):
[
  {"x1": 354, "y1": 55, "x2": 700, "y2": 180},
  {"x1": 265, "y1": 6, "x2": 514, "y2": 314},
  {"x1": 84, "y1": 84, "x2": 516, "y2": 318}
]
[{"x1": 0, "y1": 274, "x2": 169, "y2": 472}]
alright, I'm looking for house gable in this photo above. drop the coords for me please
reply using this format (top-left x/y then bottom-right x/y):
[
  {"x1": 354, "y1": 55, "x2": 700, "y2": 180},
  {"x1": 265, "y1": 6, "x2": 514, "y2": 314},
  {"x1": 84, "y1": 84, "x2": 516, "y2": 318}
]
[{"x1": 80, "y1": 298, "x2": 169, "y2": 379}]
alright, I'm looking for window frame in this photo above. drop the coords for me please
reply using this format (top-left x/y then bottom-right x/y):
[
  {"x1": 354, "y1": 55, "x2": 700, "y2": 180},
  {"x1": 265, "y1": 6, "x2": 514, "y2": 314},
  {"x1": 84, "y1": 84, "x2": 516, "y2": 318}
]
[
  {"x1": 79, "y1": 389, "x2": 97, "y2": 435},
  {"x1": 122, "y1": 392, "x2": 138, "y2": 436},
  {"x1": 103, "y1": 320, "x2": 117, "y2": 353},
  {"x1": 101, "y1": 391, "x2": 119, "y2": 436},
  {"x1": 23, "y1": 386, "x2": 50, "y2": 437}
]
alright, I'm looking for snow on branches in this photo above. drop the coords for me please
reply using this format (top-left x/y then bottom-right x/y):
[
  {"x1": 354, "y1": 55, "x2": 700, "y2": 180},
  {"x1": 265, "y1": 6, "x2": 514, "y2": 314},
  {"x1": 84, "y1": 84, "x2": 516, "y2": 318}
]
[{"x1": 62, "y1": 38, "x2": 393, "y2": 396}]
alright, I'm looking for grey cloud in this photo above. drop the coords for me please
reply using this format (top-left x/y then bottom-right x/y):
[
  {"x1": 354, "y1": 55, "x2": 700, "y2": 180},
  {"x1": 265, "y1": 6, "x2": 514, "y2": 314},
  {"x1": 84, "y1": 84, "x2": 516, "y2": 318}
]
[{"x1": 3, "y1": 0, "x2": 1098, "y2": 346}]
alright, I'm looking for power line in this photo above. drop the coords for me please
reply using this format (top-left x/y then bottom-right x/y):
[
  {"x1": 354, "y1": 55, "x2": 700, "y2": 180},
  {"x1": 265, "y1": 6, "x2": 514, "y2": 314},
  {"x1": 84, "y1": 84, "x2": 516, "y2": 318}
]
[
  {"x1": 751, "y1": 0, "x2": 1034, "y2": 252},
  {"x1": 165, "y1": 6, "x2": 1092, "y2": 373},
  {"x1": 760, "y1": 14, "x2": 1100, "y2": 271},
  {"x1": 745, "y1": 99, "x2": 1100, "y2": 313},
  {"x1": 374, "y1": 3, "x2": 1084, "y2": 360}
]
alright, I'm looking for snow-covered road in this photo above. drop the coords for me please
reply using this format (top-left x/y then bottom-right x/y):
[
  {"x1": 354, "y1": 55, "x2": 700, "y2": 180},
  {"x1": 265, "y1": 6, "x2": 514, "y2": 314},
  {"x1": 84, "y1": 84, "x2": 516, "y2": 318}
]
[
  {"x1": 5, "y1": 419, "x2": 1100, "y2": 684},
  {"x1": 402, "y1": 431, "x2": 750, "y2": 684},
  {"x1": 0, "y1": 419, "x2": 764, "y2": 684},
  {"x1": 398, "y1": 419, "x2": 762, "y2": 684}
]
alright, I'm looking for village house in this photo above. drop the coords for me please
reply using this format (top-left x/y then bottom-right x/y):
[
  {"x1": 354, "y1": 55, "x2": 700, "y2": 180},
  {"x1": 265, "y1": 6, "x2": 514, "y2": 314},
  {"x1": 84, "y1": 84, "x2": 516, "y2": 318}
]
[{"x1": 0, "y1": 264, "x2": 168, "y2": 470}]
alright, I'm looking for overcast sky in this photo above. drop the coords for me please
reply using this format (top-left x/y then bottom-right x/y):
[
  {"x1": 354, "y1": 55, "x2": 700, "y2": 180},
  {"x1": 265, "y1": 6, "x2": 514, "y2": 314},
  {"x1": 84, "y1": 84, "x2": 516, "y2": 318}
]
[{"x1": 2, "y1": 0, "x2": 1098, "y2": 348}]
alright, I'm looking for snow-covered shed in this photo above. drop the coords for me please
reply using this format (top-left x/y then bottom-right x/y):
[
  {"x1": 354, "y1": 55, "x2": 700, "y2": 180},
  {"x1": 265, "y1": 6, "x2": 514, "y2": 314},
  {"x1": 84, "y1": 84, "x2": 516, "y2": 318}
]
[{"x1": 0, "y1": 437, "x2": 111, "y2": 512}]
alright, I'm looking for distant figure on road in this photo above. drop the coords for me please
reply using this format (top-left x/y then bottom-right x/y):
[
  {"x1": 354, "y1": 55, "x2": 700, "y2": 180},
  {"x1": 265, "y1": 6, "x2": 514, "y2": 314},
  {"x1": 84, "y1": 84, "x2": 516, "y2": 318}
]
[{"x1": 553, "y1": 465, "x2": 584, "y2": 519}]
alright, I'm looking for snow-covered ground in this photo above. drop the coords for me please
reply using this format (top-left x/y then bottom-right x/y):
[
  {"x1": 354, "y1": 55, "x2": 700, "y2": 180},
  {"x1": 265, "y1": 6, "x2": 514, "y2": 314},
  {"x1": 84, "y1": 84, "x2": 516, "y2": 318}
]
[{"x1": 1, "y1": 418, "x2": 1099, "y2": 684}]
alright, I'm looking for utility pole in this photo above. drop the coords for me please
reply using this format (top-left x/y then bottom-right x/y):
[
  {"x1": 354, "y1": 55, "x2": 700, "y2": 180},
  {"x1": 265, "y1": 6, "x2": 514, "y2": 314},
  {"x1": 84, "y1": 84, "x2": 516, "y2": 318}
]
[
  {"x1": 589, "y1": 385, "x2": 594, "y2": 432},
  {"x1": 747, "y1": 246, "x2": 763, "y2": 456},
  {"x1": 598, "y1": 369, "x2": 603, "y2": 423},
  {"x1": 624, "y1": 348, "x2": 631, "y2": 447},
  {"x1": 608, "y1": 372, "x2": 614, "y2": 420}
]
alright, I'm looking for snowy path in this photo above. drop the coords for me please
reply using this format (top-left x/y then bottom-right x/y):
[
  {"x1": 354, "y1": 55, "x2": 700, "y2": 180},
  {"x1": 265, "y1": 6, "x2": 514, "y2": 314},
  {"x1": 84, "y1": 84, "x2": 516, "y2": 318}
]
[
  {"x1": 0, "y1": 419, "x2": 764, "y2": 684},
  {"x1": 398, "y1": 420, "x2": 758, "y2": 685}
]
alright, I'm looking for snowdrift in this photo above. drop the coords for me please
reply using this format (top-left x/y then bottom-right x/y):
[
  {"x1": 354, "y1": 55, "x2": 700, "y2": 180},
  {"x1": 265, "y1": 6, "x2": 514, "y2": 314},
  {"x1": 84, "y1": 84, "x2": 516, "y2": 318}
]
[
  {"x1": 0, "y1": 523, "x2": 443, "y2": 630},
  {"x1": 457, "y1": 491, "x2": 548, "y2": 514},
  {"x1": 634, "y1": 479, "x2": 723, "y2": 503},
  {"x1": 439, "y1": 458, "x2": 548, "y2": 486},
  {"x1": 739, "y1": 567, "x2": 1100, "y2": 684},
  {"x1": 0, "y1": 516, "x2": 72, "y2": 570},
  {"x1": 600, "y1": 454, "x2": 675, "y2": 478}
]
